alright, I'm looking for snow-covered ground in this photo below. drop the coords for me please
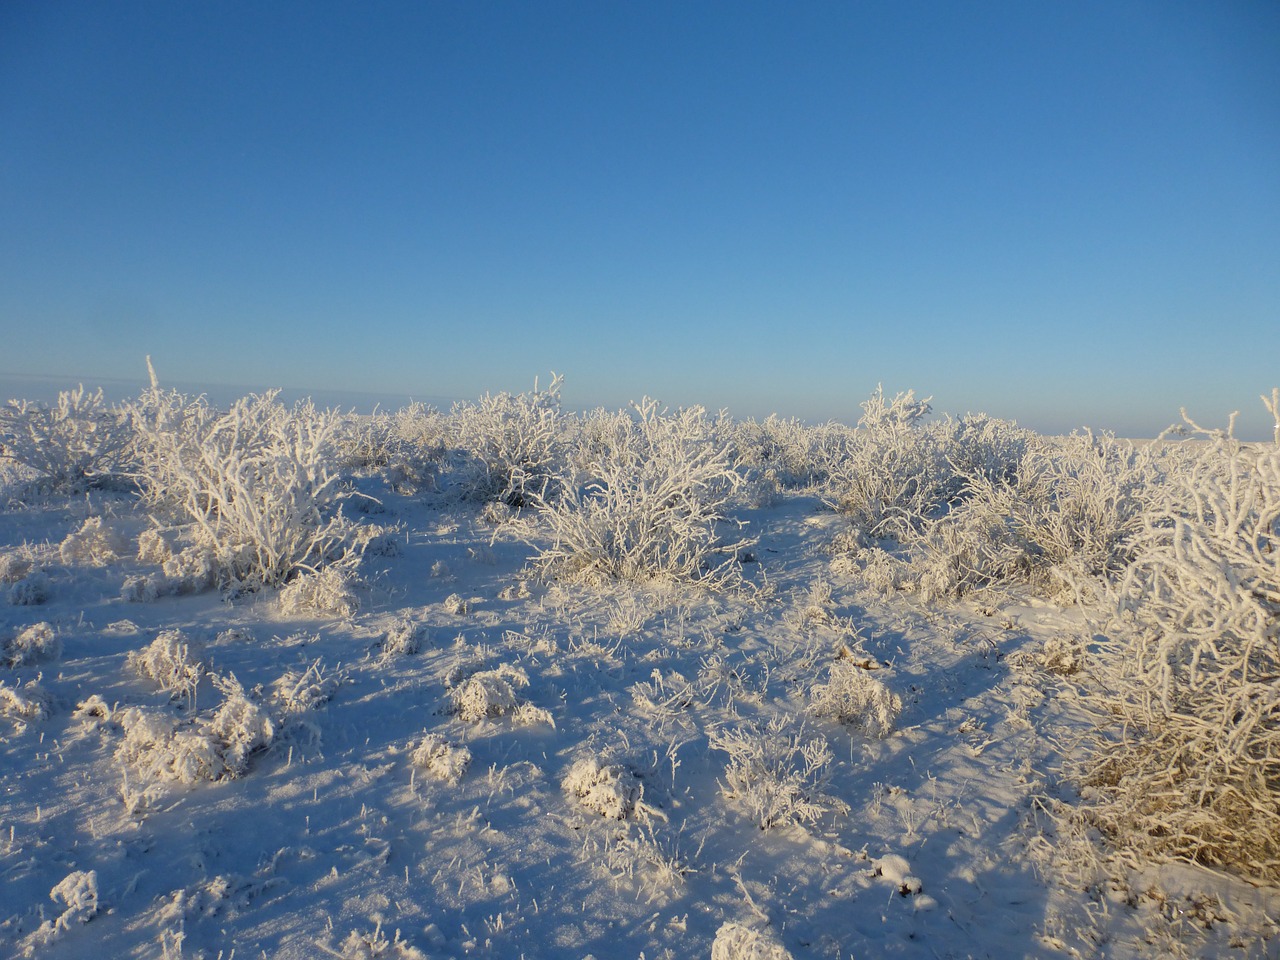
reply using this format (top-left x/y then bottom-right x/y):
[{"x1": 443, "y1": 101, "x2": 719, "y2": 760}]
[{"x1": 1, "y1": 391, "x2": 1278, "y2": 960}]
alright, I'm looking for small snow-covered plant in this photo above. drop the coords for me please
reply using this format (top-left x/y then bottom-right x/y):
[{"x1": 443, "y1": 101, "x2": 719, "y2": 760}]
[
  {"x1": 278, "y1": 566, "x2": 359, "y2": 618},
  {"x1": 338, "y1": 922, "x2": 428, "y2": 960},
  {"x1": 381, "y1": 618, "x2": 426, "y2": 657},
  {"x1": 711, "y1": 921, "x2": 793, "y2": 960},
  {"x1": 447, "y1": 663, "x2": 552, "y2": 725},
  {"x1": 450, "y1": 373, "x2": 566, "y2": 507},
  {"x1": 205, "y1": 674, "x2": 275, "y2": 776},
  {"x1": 128, "y1": 630, "x2": 207, "y2": 704},
  {"x1": 809, "y1": 658, "x2": 902, "y2": 738},
  {"x1": 1074, "y1": 399, "x2": 1280, "y2": 882},
  {"x1": 116, "y1": 707, "x2": 227, "y2": 783},
  {"x1": 0, "y1": 385, "x2": 129, "y2": 489},
  {"x1": 535, "y1": 398, "x2": 752, "y2": 587},
  {"x1": 410, "y1": 733, "x2": 471, "y2": 784},
  {"x1": 827, "y1": 386, "x2": 950, "y2": 541},
  {"x1": 0, "y1": 549, "x2": 34, "y2": 583},
  {"x1": 8, "y1": 570, "x2": 51, "y2": 605},
  {"x1": 271, "y1": 658, "x2": 342, "y2": 717},
  {"x1": 127, "y1": 386, "x2": 360, "y2": 591},
  {"x1": 4, "y1": 621, "x2": 60, "y2": 667},
  {"x1": 562, "y1": 756, "x2": 648, "y2": 820},
  {"x1": 710, "y1": 716, "x2": 848, "y2": 829},
  {"x1": 0, "y1": 678, "x2": 51, "y2": 726},
  {"x1": 59, "y1": 516, "x2": 128, "y2": 566}
]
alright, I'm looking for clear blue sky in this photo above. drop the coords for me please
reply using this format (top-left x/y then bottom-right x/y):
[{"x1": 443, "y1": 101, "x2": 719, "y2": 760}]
[{"x1": 2, "y1": 1, "x2": 1277, "y2": 436}]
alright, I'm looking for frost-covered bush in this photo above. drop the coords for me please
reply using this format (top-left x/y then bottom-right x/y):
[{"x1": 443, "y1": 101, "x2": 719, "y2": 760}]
[
  {"x1": 711, "y1": 921, "x2": 793, "y2": 960},
  {"x1": 535, "y1": 398, "x2": 752, "y2": 587},
  {"x1": 8, "y1": 570, "x2": 51, "y2": 606},
  {"x1": 338, "y1": 922, "x2": 428, "y2": 960},
  {"x1": 271, "y1": 658, "x2": 342, "y2": 718},
  {"x1": 59, "y1": 516, "x2": 128, "y2": 566},
  {"x1": 450, "y1": 374, "x2": 566, "y2": 507},
  {"x1": 1075, "y1": 404, "x2": 1280, "y2": 882},
  {"x1": 729, "y1": 414, "x2": 839, "y2": 492},
  {"x1": 128, "y1": 387, "x2": 360, "y2": 591},
  {"x1": 809, "y1": 659, "x2": 901, "y2": 738},
  {"x1": 710, "y1": 717, "x2": 848, "y2": 829},
  {"x1": 447, "y1": 664, "x2": 553, "y2": 725},
  {"x1": 277, "y1": 566, "x2": 359, "y2": 618},
  {"x1": 410, "y1": 734, "x2": 471, "y2": 784},
  {"x1": 206, "y1": 674, "x2": 276, "y2": 776},
  {"x1": 381, "y1": 618, "x2": 426, "y2": 657},
  {"x1": 0, "y1": 678, "x2": 51, "y2": 726},
  {"x1": 901, "y1": 432, "x2": 1160, "y2": 603},
  {"x1": 0, "y1": 385, "x2": 129, "y2": 489},
  {"x1": 826, "y1": 386, "x2": 950, "y2": 541},
  {"x1": 115, "y1": 674, "x2": 276, "y2": 784},
  {"x1": 4, "y1": 621, "x2": 59, "y2": 667},
  {"x1": 116, "y1": 707, "x2": 227, "y2": 783},
  {"x1": 0, "y1": 550, "x2": 33, "y2": 583},
  {"x1": 562, "y1": 756, "x2": 647, "y2": 820},
  {"x1": 127, "y1": 630, "x2": 207, "y2": 704}
]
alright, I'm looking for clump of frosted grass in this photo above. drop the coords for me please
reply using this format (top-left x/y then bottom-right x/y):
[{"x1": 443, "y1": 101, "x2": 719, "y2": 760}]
[
  {"x1": 127, "y1": 630, "x2": 207, "y2": 704},
  {"x1": 809, "y1": 659, "x2": 902, "y2": 739},
  {"x1": 410, "y1": 734, "x2": 471, "y2": 784},
  {"x1": 562, "y1": 756, "x2": 648, "y2": 821},
  {"x1": 4, "y1": 621, "x2": 60, "y2": 667},
  {"x1": 447, "y1": 664, "x2": 552, "y2": 726},
  {"x1": 710, "y1": 717, "x2": 848, "y2": 830}
]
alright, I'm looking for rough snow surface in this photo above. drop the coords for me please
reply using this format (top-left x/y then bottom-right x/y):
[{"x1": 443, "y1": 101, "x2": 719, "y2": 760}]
[{"x1": 0, "y1": 479, "x2": 1276, "y2": 959}]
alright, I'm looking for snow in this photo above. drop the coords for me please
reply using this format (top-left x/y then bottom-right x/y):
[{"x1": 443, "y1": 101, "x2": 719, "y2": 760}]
[{"x1": 0, "y1": 426, "x2": 1277, "y2": 960}]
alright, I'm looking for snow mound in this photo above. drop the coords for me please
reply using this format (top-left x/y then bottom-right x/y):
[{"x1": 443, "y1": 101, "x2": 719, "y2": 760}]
[{"x1": 711, "y1": 921, "x2": 792, "y2": 960}]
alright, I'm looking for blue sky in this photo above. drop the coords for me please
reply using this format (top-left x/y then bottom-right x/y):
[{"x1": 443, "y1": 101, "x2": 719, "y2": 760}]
[{"x1": 2, "y1": 1, "x2": 1277, "y2": 436}]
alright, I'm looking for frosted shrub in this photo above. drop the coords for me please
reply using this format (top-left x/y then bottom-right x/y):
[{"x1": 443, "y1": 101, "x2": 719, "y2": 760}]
[
  {"x1": 710, "y1": 717, "x2": 848, "y2": 829},
  {"x1": 809, "y1": 659, "x2": 902, "y2": 739},
  {"x1": 128, "y1": 387, "x2": 360, "y2": 591},
  {"x1": 4, "y1": 621, "x2": 60, "y2": 667},
  {"x1": 448, "y1": 664, "x2": 552, "y2": 725},
  {"x1": 271, "y1": 658, "x2": 342, "y2": 717},
  {"x1": 8, "y1": 570, "x2": 52, "y2": 605},
  {"x1": 0, "y1": 678, "x2": 51, "y2": 726},
  {"x1": 381, "y1": 618, "x2": 426, "y2": 658},
  {"x1": 128, "y1": 630, "x2": 207, "y2": 704},
  {"x1": 450, "y1": 373, "x2": 566, "y2": 507},
  {"x1": 827, "y1": 386, "x2": 949, "y2": 541},
  {"x1": 410, "y1": 733, "x2": 471, "y2": 784},
  {"x1": 116, "y1": 707, "x2": 227, "y2": 783},
  {"x1": 913, "y1": 433, "x2": 1159, "y2": 603},
  {"x1": 729, "y1": 414, "x2": 835, "y2": 491},
  {"x1": 0, "y1": 385, "x2": 129, "y2": 490},
  {"x1": 338, "y1": 923, "x2": 428, "y2": 960},
  {"x1": 562, "y1": 756, "x2": 647, "y2": 820},
  {"x1": 116, "y1": 675, "x2": 275, "y2": 784},
  {"x1": 535, "y1": 398, "x2": 752, "y2": 587},
  {"x1": 277, "y1": 566, "x2": 359, "y2": 618},
  {"x1": 1075, "y1": 404, "x2": 1280, "y2": 882},
  {"x1": 206, "y1": 674, "x2": 276, "y2": 776},
  {"x1": 59, "y1": 516, "x2": 128, "y2": 566},
  {"x1": 711, "y1": 921, "x2": 793, "y2": 960},
  {"x1": 0, "y1": 550, "x2": 33, "y2": 583},
  {"x1": 933, "y1": 412, "x2": 1030, "y2": 495}
]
